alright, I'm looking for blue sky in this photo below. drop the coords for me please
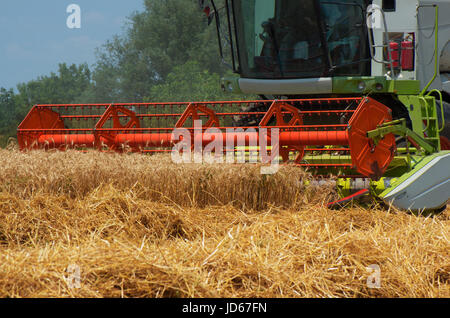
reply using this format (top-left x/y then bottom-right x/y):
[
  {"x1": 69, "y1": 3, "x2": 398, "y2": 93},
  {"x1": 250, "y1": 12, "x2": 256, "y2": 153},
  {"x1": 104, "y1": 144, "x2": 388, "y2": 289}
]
[{"x1": 0, "y1": 0, "x2": 145, "y2": 90}]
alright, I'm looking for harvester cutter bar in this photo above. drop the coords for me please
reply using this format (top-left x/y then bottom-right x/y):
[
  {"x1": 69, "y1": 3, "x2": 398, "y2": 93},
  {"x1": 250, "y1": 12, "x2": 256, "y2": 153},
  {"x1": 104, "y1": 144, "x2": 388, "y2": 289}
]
[{"x1": 17, "y1": 97, "x2": 396, "y2": 179}]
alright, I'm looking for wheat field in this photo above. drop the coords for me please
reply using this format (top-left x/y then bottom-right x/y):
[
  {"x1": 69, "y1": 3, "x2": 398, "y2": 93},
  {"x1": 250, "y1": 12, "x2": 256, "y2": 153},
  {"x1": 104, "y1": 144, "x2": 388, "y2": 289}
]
[{"x1": 0, "y1": 148, "x2": 448, "y2": 298}]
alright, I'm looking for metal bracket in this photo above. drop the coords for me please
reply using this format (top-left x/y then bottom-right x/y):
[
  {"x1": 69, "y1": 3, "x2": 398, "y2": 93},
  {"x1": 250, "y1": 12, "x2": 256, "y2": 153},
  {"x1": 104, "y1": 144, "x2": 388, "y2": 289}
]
[{"x1": 367, "y1": 119, "x2": 437, "y2": 154}]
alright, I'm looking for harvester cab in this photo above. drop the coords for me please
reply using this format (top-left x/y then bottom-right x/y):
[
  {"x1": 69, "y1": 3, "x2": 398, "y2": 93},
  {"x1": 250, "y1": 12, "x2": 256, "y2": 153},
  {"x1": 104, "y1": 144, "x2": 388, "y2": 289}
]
[
  {"x1": 201, "y1": 0, "x2": 450, "y2": 212},
  {"x1": 18, "y1": 0, "x2": 450, "y2": 213}
]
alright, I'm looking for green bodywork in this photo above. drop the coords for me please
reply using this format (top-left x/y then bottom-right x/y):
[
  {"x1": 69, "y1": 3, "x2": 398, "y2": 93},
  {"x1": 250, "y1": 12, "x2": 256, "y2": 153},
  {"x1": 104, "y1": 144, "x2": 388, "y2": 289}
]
[
  {"x1": 367, "y1": 119, "x2": 437, "y2": 155},
  {"x1": 214, "y1": 2, "x2": 447, "y2": 210},
  {"x1": 331, "y1": 77, "x2": 421, "y2": 95},
  {"x1": 397, "y1": 94, "x2": 442, "y2": 151},
  {"x1": 221, "y1": 66, "x2": 445, "y2": 207},
  {"x1": 222, "y1": 75, "x2": 423, "y2": 96},
  {"x1": 378, "y1": 151, "x2": 450, "y2": 199}
]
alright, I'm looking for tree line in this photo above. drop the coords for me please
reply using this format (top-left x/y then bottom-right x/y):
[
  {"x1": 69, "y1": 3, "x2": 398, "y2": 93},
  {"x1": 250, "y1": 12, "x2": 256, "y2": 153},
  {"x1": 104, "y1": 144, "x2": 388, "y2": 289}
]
[{"x1": 0, "y1": 0, "x2": 245, "y2": 147}]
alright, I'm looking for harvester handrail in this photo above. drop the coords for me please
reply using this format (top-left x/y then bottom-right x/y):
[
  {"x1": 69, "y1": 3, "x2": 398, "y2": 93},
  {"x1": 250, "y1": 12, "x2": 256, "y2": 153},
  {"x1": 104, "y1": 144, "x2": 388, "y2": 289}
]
[
  {"x1": 32, "y1": 97, "x2": 363, "y2": 108},
  {"x1": 20, "y1": 124, "x2": 350, "y2": 132}
]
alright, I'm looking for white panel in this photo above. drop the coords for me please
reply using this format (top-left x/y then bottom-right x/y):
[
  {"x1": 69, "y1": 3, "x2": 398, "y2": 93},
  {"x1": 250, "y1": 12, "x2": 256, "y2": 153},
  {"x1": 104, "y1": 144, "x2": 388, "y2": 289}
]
[{"x1": 239, "y1": 77, "x2": 332, "y2": 95}]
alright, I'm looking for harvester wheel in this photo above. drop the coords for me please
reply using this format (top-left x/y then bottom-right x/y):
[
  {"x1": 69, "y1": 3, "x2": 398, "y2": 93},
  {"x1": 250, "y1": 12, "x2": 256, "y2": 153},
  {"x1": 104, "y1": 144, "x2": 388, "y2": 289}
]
[{"x1": 436, "y1": 100, "x2": 450, "y2": 150}]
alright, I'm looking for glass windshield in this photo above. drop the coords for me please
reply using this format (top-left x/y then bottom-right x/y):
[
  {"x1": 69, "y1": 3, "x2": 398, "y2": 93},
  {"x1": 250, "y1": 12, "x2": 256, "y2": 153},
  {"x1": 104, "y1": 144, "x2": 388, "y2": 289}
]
[
  {"x1": 232, "y1": 0, "x2": 369, "y2": 79},
  {"x1": 319, "y1": 0, "x2": 369, "y2": 75}
]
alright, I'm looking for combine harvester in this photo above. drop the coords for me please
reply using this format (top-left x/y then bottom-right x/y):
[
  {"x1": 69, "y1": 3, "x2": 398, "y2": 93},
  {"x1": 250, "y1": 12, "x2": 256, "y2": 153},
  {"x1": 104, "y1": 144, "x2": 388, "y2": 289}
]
[{"x1": 18, "y1": 0, "x2": 450, "y2": 213}]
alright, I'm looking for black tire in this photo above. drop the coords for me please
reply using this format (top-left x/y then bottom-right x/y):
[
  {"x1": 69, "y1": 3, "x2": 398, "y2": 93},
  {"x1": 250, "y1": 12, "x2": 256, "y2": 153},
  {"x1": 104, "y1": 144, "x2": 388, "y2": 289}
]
[{"x1": 436, "y1": 100, "x2": 450, "y2": 140}]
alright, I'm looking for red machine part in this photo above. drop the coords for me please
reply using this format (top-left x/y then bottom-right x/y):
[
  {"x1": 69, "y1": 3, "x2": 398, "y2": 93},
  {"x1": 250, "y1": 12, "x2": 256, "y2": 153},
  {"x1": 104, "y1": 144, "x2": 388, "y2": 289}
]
[
  {"x1": 401, "y1": 40, "x2": 414, "y2": 71},
  {"x1": 17, "y1": 98, "x2": 396, "y2": 179},
  {"x1": 175, "y1": 103, "x2": 220, "y2": 129},
  {"x1": 388, "y1": 35, "x2": 414, "y2": 71},
  {"x1": 259, "y1": 101, "x2": 305, "y2": 163},
  {"x1": 17, "y1": 106, "x2": 65, "y2": 149},
  {"x1": 347, "y1": 98, "x2": 395, "y2": 180},
  {"x1": 389, "y1": 42, "x2": 400, "y2": 69},
  {"x1": 327, "y1": 189, "x2": 370, "y2": 209},
  {"x1": 95, "y1": 105, "x2": 141, "y2": 151},
  {"x1": 441, "y1": 136, "x2": 450, "y2": 150}
]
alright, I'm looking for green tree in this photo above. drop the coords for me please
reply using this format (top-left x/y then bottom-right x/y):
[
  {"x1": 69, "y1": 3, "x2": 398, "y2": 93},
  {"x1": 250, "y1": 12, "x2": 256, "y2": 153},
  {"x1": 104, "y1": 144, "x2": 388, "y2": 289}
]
[
  {"x1": 92, "y1": 0, "x2": 227, "y2": 102},
  {"x1": 1, "y1": 0, "x2": 247, "y2": 147},
  {"x1": 16, "y1": 63, "x2": 92, "y2": 106},
  {"x1": 0, "y1": 63, "x2": 94, "y2": 147},
  {"x1": 14, "y1": 63, "x2": 92, "y2": 119},
  {"x1": 148, "y1": 60, "x2": 242, "y2": 102},
  {"x1": 0, "y1": 88, "x2": 16, "y2": 147}
]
